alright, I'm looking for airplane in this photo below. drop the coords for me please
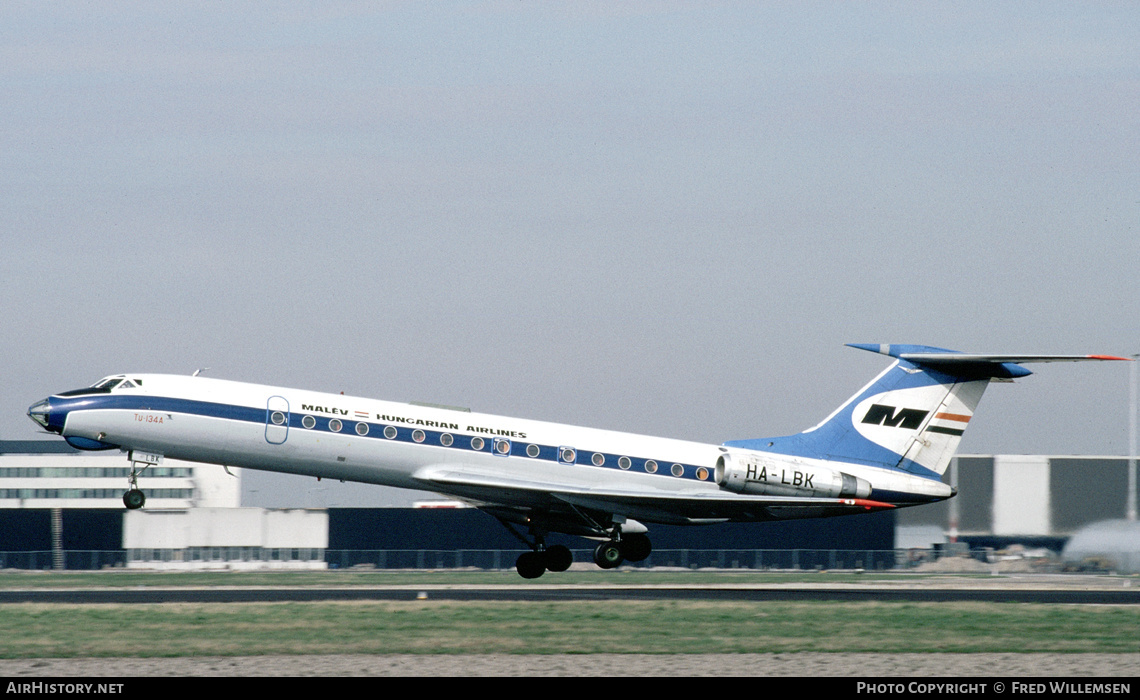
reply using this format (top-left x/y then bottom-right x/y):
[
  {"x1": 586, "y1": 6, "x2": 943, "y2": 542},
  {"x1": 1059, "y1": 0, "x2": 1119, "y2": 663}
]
[{"x1": 26, "y1": 343, "x2": 1128, "y2": 578}]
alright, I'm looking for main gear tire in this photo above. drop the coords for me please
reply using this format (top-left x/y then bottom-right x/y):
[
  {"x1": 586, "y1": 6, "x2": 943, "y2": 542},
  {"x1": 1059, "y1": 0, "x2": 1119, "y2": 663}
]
[{"x1": 593, "y1": 541, "x2": 624, "y2": 569}]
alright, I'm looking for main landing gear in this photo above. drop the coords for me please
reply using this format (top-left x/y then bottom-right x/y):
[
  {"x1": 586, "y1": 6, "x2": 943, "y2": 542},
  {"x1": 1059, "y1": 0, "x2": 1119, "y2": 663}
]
[
  {"x1": 515, "y1": 545, "x2": 573, "y2": 580},
  {"x1": 495, "y1": 518, "x2": 579, "y2": 579},
  {"x1": 497, "y1": 516, "x2": 653, "y2": 578},
  {"x1": 592, "y1": 532, "x2": 652, "y2": 570}
]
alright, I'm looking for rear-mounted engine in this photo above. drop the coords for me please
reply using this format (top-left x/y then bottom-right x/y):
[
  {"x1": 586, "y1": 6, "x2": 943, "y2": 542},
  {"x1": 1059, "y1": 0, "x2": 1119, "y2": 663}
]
[{"x1": 715, "y1": 451, "x2": 871, "y2": 499}]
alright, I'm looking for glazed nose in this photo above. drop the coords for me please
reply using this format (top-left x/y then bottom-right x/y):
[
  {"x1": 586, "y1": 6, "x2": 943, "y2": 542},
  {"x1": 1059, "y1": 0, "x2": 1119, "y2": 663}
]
[{"x1": 27, "y1": 398, "x2": 60, "y2": 433}]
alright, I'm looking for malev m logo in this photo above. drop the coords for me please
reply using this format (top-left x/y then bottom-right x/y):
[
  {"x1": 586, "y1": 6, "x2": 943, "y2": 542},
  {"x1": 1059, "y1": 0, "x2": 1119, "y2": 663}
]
[
  {"x1": 861, "y1": 404, "x2": 928, "y2": 430},
  {"x1": 852, "y1": 386, "x2": 951, "y2": 458}
]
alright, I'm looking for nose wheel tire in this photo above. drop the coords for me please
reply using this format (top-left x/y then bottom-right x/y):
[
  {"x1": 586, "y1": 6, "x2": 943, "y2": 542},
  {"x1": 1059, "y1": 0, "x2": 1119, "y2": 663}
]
[{"x1": 123, "y1": 489, "x2": 146, "y2": 510}]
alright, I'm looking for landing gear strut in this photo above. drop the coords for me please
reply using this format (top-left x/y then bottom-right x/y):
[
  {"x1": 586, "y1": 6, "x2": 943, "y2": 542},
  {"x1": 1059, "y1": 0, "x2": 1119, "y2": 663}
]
[
  {"x1": 123, "y1": 464, "x2": 146, "y2": 510},
  {"x1": 122, "y1": 452, "x2": 159, "y2": 510}
]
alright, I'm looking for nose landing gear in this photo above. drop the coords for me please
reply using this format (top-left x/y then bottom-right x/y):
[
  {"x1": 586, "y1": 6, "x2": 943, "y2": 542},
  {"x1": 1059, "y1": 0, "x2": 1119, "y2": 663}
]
[{"x1": 122, "y1": 451, "x2": 162, "y2": 510}]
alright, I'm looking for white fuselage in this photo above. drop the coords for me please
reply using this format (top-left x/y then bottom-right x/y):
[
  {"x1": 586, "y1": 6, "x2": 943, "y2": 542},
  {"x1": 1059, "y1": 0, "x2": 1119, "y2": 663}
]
[{"x1": 47, "y1": 373, "x2": 948, "y2": 516}]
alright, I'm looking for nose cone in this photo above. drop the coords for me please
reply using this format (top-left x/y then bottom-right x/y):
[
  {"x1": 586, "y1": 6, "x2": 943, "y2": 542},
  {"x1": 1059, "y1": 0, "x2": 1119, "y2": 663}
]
[{"x1": 27, "y1": 398, "x2": 61, "y2": 434}]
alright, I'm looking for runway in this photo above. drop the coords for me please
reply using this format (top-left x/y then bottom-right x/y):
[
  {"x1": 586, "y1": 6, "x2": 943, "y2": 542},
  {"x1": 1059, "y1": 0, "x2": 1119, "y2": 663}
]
[{"x1": 3, "y1": 574, "x2": 1137, "y2": 604}]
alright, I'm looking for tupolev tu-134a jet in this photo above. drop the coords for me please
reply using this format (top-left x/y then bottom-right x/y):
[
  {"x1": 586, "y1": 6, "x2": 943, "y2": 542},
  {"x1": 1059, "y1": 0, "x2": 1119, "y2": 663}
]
[{"x1": 27, "y1": 344, "x2": 1128, "y2": 578}]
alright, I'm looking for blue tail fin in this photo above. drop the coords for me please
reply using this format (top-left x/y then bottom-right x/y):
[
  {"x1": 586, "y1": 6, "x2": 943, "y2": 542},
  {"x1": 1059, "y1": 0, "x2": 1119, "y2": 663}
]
[{"x1": 724, "y1": 344, "x2": 1127, "y2": 480}]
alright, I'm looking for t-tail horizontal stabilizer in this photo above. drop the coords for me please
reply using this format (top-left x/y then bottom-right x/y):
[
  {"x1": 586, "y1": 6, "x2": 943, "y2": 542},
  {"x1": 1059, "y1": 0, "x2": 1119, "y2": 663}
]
[
  {"x1": 846, "y1": 343, "x2": 1131, "y2": 379},
  {"x1": 723, "y1": 344, "x2": 1130, "y2": 480}
]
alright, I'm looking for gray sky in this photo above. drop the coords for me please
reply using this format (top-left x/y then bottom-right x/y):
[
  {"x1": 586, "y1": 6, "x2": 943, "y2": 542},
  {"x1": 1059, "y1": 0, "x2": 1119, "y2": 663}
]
[{"x1": 2, "y1": 3, "x2": 1137, "y2": 507}]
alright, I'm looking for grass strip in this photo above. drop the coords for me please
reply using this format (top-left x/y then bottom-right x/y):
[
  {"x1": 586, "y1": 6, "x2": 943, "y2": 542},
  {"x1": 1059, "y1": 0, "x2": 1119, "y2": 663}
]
[{"x1": 0, "y1": 600, "x2": 1136, "y2": 658}]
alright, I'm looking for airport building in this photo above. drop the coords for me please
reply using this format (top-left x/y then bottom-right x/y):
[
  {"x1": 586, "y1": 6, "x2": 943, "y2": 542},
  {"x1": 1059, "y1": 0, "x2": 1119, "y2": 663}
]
[
  {"x1": 0, "y1": 440, "x2": 238, "y2": 510},
  {"x1": 0, "y1": 440, "x2": 323, "y2": 569},
  {"x1": 1, "y1": 441, "x2": 1136, "y2": 570},
  {"x1": 895, "y1": 455, "x2": 1136, "y2": 546}
]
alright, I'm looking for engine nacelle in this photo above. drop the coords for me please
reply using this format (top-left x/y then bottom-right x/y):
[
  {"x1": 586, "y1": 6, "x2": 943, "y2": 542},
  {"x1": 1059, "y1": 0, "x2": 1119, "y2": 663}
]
[{"x1": 715, "y1": 451, "x2": 872, "y2": 499}]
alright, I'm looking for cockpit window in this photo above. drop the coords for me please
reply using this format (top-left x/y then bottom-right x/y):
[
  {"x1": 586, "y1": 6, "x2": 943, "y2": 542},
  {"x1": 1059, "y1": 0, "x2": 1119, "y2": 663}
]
[
  {"x1": 56, "y1": 378, "x2": 118, "y2": 397},
  {"x1": 55, "y1": 374, "x2": 143, "y2": 399}
]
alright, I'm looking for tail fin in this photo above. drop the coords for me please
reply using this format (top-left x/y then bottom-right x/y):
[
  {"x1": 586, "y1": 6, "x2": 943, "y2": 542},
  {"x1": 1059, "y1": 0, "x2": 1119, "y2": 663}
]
[{"x1": 723, "y1": 344, "x2": 1129, "y2": 480}]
